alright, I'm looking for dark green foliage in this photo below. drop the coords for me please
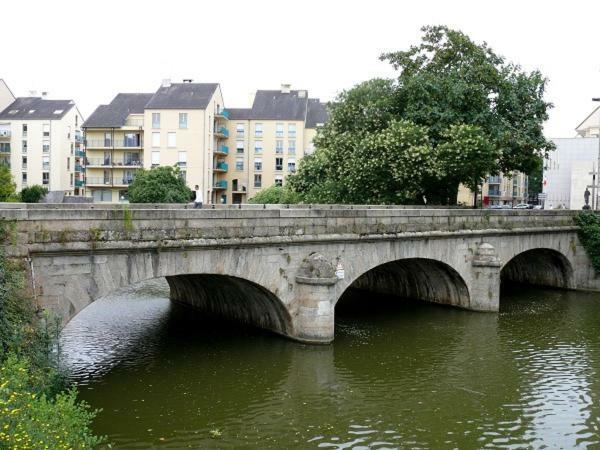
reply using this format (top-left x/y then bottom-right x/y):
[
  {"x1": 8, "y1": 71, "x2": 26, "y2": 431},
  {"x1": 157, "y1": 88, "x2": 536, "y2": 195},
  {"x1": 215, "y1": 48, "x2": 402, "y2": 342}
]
[
  {"x1": 574, "y1": 213, "x2": 600, "y2": 274},
  {"x1": 527, "y1": 156, "x2": 544, "y2": 199},
  {"x1": 20, "y1": 185, "x2": 48, "y2": 203},
  {"x1": 248, "y1": 185, "x2": 301, "y2": 204},
  {"x1": 0, "y1": 165, "x2": 16, "y2": 202},
  {"x1": 290, "y1": 26, "x2": 554, "y2": 205},
  {"x1": 128, "y1": 166, "x2": 192, "y2": 203}
]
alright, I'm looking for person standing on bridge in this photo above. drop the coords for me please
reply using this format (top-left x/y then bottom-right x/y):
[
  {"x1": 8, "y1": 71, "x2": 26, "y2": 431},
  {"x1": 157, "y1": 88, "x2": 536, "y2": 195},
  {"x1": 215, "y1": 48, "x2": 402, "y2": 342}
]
[{"x1": 194, "y1": 185, "x2": 203, "y2": 209}]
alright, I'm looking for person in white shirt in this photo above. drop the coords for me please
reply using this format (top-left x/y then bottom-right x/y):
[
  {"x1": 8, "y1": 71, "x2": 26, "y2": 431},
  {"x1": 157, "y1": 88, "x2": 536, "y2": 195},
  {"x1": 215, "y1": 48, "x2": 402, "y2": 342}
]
[{"x1": 194, "y1": 185, "x2": 203, "y2": 209}]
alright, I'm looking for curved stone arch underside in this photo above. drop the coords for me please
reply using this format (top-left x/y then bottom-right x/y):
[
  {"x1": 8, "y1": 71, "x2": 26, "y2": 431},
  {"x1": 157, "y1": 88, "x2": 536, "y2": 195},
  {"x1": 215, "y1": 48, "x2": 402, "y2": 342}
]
[
  {"x1": 338, "y1": 258, "x2": 471, "y2": 309},
  {"x1": 500, "y1": 248, "x2": 575, "y2": 289}
]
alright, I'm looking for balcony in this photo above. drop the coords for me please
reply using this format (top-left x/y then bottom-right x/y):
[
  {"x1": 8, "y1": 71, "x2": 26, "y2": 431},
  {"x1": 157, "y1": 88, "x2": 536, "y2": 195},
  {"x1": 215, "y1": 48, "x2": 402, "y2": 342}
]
[
  {"x1": 213, "y1": 162, "x2": 228, "y2": 172},
  {"x1": 75, "y1": 164, "x2": 83, "y2": 172},
  {"x1": 215, "y1": 109, "x2": 230, "y2": 120},
  {"x1": 0, "y1": 130, "x2": 10, "y2": 139},
  {"x1": 85, "y1": 177, "x2": 113, "y2": 186},
  {"x1": 75, "y1": 134, "x2": 83, "y2": 143},
  {"x1": 85, "y1": 139, "x2": 142, "y2": 149},
  {"x1": 75, "y1": 180, "x2": 85, "y2": 187},
  {"x1": 488, "y1": 189, "x2": 501, "y2": 197},
  {"x1": 85, "y1": 158, "x2": 113, "y2": 167},
  {"x1": 75, "y1": 149, "x2": 85, "y2": 157},
  {"x1": 487, "y1": 176, "x2": 501, "y2": 184},
  {"x1": 214, "y1": 145, "x2": 229, "y2": 155},
  {"x1": 85, "y1": 157, "x2": 142, "y2": 167},
  {"x1": 214, "y1": 126, "x2": 229, "y2": 138},
  {"x1": 213, "y1": 180, "x2": 227, "y2": 190},
  {"x1": 0, "y1": 145, "x2": 10, "y2": 154},
  {"x1": 114, "y1": 178, "x2": 135, "y2": 186}
]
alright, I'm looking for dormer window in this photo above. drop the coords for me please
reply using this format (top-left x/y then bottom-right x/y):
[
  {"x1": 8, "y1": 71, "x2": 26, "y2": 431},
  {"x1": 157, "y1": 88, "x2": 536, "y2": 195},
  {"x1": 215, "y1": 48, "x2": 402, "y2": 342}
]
[
  {"x1": 8, "y1": 110, "x2": 18, "y2": 115},
  {"x1": 28, "y1": 110, "x2": 35, "y2": 114},
  {"x1": 53, "y1": 110, "x2": 64, "y2": 115}
]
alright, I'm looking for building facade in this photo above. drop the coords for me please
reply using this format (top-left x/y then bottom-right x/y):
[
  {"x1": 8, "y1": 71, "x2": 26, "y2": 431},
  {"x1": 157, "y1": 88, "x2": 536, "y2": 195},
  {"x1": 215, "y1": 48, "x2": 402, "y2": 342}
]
[
  {"x1": 0, "y1": 86, "x2": 84, "y2": 195},
  {"x1": 83, "y1": 82, "x2": 327, "y2": 204},
  {"x1": 457, "y1": 172, "x2": 529, "y2": 207}
]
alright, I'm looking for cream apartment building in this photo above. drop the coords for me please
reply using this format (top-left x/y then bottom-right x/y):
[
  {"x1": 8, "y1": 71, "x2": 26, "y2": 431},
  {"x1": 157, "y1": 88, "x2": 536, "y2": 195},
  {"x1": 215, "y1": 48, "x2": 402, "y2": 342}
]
[
  {"x1": 457, "y1": 171, "x2": 529, "y2": 206},
  {"x1": 224, "y1": 86, "x2": 328, "y2": 203},
  {"x1": 0, "y1": 85, "x2": 84, "y2": 195}
]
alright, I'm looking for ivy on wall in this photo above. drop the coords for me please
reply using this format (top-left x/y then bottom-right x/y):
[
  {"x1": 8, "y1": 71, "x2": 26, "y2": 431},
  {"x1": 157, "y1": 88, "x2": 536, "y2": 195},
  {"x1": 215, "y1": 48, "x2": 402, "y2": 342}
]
[{"x1": 574, "y1": 212, "x2": 600, "y2": 274}]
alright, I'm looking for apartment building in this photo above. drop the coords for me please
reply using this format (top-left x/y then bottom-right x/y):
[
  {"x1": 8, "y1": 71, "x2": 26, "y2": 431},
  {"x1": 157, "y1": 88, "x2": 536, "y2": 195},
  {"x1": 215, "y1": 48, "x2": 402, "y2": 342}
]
[
  {"x1": 224, "y1": 85, "x2": 327, "y2": 203},
  {"x1": 457, "y1": 172, "x2": 529, "y2": 207},
  {"x1": 0, "y1": 84, "x2": 84, "y2": 195}
]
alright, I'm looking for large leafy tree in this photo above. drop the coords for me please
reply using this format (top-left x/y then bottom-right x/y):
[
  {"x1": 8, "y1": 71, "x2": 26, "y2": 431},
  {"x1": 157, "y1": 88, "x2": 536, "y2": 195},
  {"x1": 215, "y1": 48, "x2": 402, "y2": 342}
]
[
  {"x1": 128, "y1": 166, "x2": 192, "y2": 203},
  {"x1": 290, "y1": 26, "x2": 554, "y2": 205}
]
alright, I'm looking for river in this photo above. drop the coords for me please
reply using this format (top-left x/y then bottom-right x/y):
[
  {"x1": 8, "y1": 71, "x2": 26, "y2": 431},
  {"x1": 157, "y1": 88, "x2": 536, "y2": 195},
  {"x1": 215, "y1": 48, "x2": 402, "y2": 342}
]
[{"x1": 59, "y1": 280, "x2": 600, "y2": 449}]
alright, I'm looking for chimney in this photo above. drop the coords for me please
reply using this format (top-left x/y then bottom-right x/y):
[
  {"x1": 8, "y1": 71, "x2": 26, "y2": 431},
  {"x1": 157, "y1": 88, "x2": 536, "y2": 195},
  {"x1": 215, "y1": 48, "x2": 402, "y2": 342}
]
[
  {"x1": 29, "y1": 90, "x2": 38, "y2": 97},
  {"x1": 183, "y1": 79, "x2": 193, "y2": 83},
  {"x1": 162, "y1": 78, "x2": 172, "y2": 88},
  {"x1": 41, "y1": 91, "x2": 48, "y2": 98},
  {"x1": 281, "y1": 83, "x2": 291, "y2": 94},
  {"x1": 298, "y1": 90, "x2": 307, "y2": 98}
]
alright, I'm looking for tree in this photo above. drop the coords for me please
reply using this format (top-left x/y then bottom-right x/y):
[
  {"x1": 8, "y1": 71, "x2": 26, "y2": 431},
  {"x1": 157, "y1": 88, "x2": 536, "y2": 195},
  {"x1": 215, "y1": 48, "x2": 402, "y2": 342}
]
[
  {"x1": 128, "y1": 166, "x2": 192, "y2": 203},
  {"x1": 20, "y1": 185, "x2": 48, "y2": 203},
  {"x1": 0, "y1": 165, "x2": 16, "y2": 202},
  {"x1": 248, "y1": 185, "x2": 301, "y2": 204},
  {"x1": 290, "y1": 26, "x2": 554, "y2": 205}
]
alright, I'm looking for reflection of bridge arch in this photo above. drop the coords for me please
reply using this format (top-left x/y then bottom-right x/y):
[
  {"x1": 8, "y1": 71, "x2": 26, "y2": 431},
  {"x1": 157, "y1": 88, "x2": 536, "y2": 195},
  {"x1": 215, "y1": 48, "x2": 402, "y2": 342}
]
[
  {"x1": 501, "y1": 248, "x2": 575, "y2": 289},
  {"x1": 336, "y1": 258, "x2": 470, "y2": 309}
]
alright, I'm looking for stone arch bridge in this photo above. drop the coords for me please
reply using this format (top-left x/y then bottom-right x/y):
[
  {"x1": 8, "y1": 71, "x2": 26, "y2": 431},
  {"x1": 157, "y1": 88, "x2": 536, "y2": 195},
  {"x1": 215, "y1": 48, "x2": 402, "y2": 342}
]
[{"x1": 2, "y1": 204, "x2": 598, "y2": 344}]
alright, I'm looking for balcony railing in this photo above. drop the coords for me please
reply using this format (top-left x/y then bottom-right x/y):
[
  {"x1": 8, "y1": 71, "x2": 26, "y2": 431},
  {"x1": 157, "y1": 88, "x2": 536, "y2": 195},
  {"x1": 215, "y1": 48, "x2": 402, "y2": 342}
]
[
  {"x1": 85, "y1": 158, "x2": 142, "y2": 167},
  {"x1": 487, "y1": 176, "x2": 501, "y2": 184},
  {"x1": 75, "y1": 180, "x2": 85, "y2": 187},
  {"x1": 75, "y1": 149, "x2": 85, "y2": 157},
  {"x1": 215, "y1": 109, "x2": 230, "y2": 120},
  {"x1": 213, "y1": 180, "x2": 227, "y2": 189},
  {"x1": 215, "y1": 145, "x2": 229, "y2": 155},
  {"x1": 0, "y1": 146, "x2": 10, "y2": 154},
  {"x1": 215, "y1": 126, "x2": 229, "y2": 138},
  {"x1": 86, "y1": 177, "x2": 135, "y2": 186},
  {"x1": 214, "y1": 162, "x2": 228, "y2": 172},
  {"x1": 85, "y1": 139, "x2": 142, "y2": 148},
  {"x1": 488, "y1": 189, "x2": 501, "y2": 197},
  {"x1": 75, "y1": 164, "x2": 83, "y2": 172}
]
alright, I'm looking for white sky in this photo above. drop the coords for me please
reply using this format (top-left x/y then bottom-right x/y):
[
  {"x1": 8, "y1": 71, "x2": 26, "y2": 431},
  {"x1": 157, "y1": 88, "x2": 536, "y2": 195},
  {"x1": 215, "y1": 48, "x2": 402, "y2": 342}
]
[{"x1": 2, "y1": 0, "x2": 599, "y2": 137}]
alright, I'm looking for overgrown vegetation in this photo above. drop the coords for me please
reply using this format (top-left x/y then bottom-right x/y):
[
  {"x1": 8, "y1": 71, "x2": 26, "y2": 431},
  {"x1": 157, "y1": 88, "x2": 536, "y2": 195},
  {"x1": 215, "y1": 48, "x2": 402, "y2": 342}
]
[
  {"x1": 0, "y1": 231, "x2": 105, "y2": 447},
  {"x1": 19, "y1": 185, "x2": 48, "y2": 203},
  {"x1": 248, "y1": 185, "x2": 302, "y2": 204},
  {"x1": 0, "y1": 166, "x2": 16, "y2": 202},
  {"x1": 288, "y1": 26, "x2": 554, "y2": 205},
  {"x1": 128, "y1": 166, "x2": 192, "y2": 203},
  {"x1": 574, "y1": 212, "x2": 600, "y2": 274}
]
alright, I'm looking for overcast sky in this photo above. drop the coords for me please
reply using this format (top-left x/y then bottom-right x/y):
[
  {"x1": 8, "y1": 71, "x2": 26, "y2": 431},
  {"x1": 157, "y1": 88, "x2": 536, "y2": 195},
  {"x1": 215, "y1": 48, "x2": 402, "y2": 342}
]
[{"x1": 3, "y1": 0, "x2": 599, "y2": 137}]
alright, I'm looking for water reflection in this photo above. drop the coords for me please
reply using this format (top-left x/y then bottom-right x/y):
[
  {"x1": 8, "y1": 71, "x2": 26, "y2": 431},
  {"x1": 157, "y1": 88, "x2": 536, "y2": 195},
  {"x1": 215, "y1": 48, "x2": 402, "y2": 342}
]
[{"x1": 60, "y1": 281, "x2": 600, "y2": 449}]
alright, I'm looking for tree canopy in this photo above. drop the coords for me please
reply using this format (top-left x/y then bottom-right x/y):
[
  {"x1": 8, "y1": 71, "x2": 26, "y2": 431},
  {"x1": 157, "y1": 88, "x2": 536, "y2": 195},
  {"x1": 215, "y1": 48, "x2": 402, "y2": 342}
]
[
  {"x1": 0, "y1": 165, "x2": 16, "y2": 202},
  {"x1": 128, "y1": 166, "x2": 192, "y2": 203},
  {"x1": 289, "y1": 25, "x2": 554, "y2": 205},
  {"x1": 248, "y1": 185, "x2": 301, "y2": 204}
]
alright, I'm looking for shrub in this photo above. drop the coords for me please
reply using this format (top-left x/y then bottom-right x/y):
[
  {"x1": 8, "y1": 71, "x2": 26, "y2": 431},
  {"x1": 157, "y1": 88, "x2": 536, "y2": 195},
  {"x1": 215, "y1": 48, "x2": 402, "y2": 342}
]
[
  {"x1": 128, "y1": 166, "x2": 192, "y2": 203},
  {"x1": 575, "y1": 212, "x2": 600, "y2": 274},
  {"x1": 248, "y1": 185, "x2": 301, "y2": 204},
  {"x1": 20, "y1": 185, "x2": 48, "y2": 203}
]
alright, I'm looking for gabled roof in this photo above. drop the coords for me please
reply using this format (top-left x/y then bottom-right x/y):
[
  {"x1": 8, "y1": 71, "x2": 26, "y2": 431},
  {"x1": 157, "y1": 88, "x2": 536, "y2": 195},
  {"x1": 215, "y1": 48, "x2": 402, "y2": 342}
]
[
  {"x1": 228, "y1": 108, "x2": 253, "y2": 120},
  {"x1": 82, "y1": 93, "x2": 153, "y2": 128},
  {"x1": 250, "y1": 90, "x2": 309, "y2": 120},
  {"x1": 576, "y1": 105, "x2": 600, "y2": 136},
  {"x1": 305, "y1": 99, "x2": 328, "y2": 129},
  {"x1": 145, "y1": 83, "x2": 219, "y2": 109},
  {"x1": 0, "y1": 97, "x2": 75, "y2": 120}
]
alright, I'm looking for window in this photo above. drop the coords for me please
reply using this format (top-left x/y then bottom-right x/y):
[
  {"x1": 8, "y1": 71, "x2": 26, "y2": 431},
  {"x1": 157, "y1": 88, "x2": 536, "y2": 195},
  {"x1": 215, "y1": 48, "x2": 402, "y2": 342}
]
[
  {"x1": 254, "y1": 174, "x2": 262, "y2": 188},
  {"x1": 236, "y1": 123, "x2": 244, "y2": 137},
  {"x1": 70, "y1": 173, "x2": 73, "y2": 186},
  {"x1": 178, "y1": 151, "x2": 187, "y2": 167},
  {"x1": 179, "y1": 113, "x2": 188, "y2": 129},
  {"x1": 254, "y1": 123, "x2": 263, "y2": 137},
  {"x1": 21, "y1": 156, "x2": 27, "y2": 170},
  {"x1": 288, "y1": 158, "x2": 296, "y2": 173},
  {"x1": 92, "y1": 189, "x2": 112, "y2": 202},
  {"x1": 288, "y1": 123, "x2": 296, "y2": 137},
  {"x1": 22, "y1": 173, "x2": 27, "y2": 185},
  {"x1": 275, "y1": 157, "x2": 283, "y2": 171},
  {"x1": 288, "y1": 140, "x2": 296, "y2": 155},
  {"x1": 276, "y1": 123, "x2": 284, "y2": 137},
  {"x1": 152, "y1": 113, "x2": 160, "y2": 128},
  {"x1": 124, "y1": 132, "x2": 140, "y2": 147},
  {"x1": 151, "y1": 151, "x2": 160, "y2": 166},
  {"x1": 254, "y1": 157, "x2": 262, "y2": 171},
  {"x1": 22, "y1": 124, "x2": 27, "y2": 136},
  {"x1": 104, "y1": 132, "x2": 112, "y2": 147},
  {"x1": 0, "y1": 143, "x2": 10, "y2": 153},
  {"x1": 67, "y1": 158, "x2": 70, "y2": 170},
  {"x1": 43, "y1": 124, "x2": 50, "y2": 137},
  {"x1": 179, "y1": 170, "x2": 187, "y2": 183},
  {"x1": 254, "y1": 141, "x2": 263, "y2": 154},
  {"x1": 75, "y1": 115, "x2": 78, "y2": 126},
  {"x1": 53, "y1": 110, "x2": 63, "y2": 115},
  {"x1": 42, "y1": 140, "x2": 50, "y2": 153},
  {"x1": 22, "y1": 141, "x2": 27, "y2": 153},
  {"x1": 276, "y1": 140, "x2": 283, "y2": 154},
  {"x1": 236, "y1": 140, "x2": 244, "y2": 154},
  {"x1": 152, "y1": 132, "x2": 160, "y2": 147},
  {"x1": 42, "y1": 172, "x2": 49, "y2": 185},
  {"x1": 42, "y1": 156, "x2": 50, "y2": 170},
  {"x1": 236, "y1": 157, "x2": 244, "y2": 171},
  {"x1": 167, "y1": 132, "x2": 176, "y2": 148},
  {"x1": 275, "y1": 175, "x2": 283, "y2": 187}
]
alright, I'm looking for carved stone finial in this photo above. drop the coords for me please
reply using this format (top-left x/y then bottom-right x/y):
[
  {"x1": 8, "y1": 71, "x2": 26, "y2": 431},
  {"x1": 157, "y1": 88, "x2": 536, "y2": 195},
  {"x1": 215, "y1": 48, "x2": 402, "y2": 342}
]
[{"x1": 295, "y1": 252, "x2": 338, "y2": 285}]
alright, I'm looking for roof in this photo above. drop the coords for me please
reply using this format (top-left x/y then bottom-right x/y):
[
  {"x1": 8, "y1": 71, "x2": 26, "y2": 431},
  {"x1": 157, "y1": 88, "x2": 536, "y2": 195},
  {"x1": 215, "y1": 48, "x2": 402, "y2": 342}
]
[
  {"x1": 82, "y1": 93, "x2": 153, "y2": 128},
  {"x1": 576, "y1": 105, "x2": 600, "y2": 135},
  {"x1": 305, "y1": 99, "x2": 328, "y2": 128},
  {"x1": 145, "y1": 83, "x2": 219, "y2": 109},
  {"x1": 249, "y1": 90, "x2": 309, "y2": 120},
  {"x1": 0, "y1": 97, "x2": 75, "y2": 120},
  {"x1": 228, "y1": 108, "x2": 253, "y2": 120}
]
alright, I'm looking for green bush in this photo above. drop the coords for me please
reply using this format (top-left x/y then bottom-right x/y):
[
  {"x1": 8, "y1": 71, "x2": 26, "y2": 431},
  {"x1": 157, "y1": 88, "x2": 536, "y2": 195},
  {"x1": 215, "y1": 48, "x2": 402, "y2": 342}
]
[
  {"x1": 248, "y1": 185, "x2": 301, "y2": 204},
  {"x1": 0, "y1": 355, "x2": 104, "y2": 450},
  {"x1": 575, "y1": 212, "x2": 600, "y2": 274},
  {"x1": 128, "y1": 166, "x2": 192, "y2": 203},
  {"x1": 20, "y1": 185, "x2": 48, "y2": 203},
  {"x1": 0, "y1": 166, "x2": 16, "y2": 202}
]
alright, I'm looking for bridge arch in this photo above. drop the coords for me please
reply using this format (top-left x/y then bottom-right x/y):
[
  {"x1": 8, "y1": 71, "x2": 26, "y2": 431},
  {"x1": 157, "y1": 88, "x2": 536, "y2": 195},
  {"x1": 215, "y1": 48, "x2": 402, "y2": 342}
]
[
  {"x1": 500, "y1": 248, "x2": 575, "y2": 289},
  {"x1": 336, "y1": 257, "x2": 471, "y2": 309}
]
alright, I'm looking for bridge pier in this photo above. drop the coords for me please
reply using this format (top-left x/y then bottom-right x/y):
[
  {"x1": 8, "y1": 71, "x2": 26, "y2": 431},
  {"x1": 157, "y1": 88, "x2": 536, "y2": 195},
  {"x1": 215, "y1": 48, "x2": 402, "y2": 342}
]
[{"x1": 470, "y1": 243, "x2": 502, "y2": 312}]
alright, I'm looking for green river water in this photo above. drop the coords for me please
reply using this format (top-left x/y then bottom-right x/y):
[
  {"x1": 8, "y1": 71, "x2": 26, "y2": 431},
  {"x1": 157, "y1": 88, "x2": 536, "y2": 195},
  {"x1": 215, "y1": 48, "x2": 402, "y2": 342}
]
[{"x1": 60, "y1": 280, "x2": 600, "y2": 449}]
